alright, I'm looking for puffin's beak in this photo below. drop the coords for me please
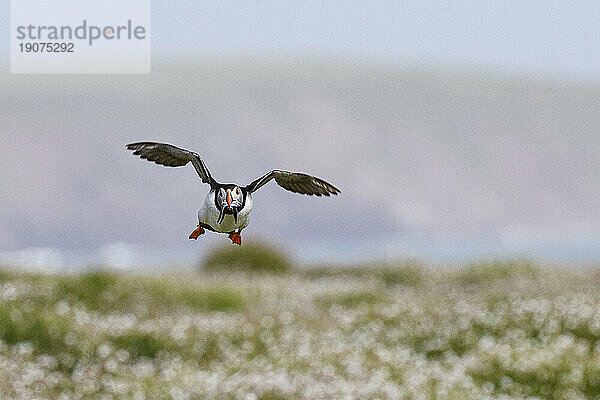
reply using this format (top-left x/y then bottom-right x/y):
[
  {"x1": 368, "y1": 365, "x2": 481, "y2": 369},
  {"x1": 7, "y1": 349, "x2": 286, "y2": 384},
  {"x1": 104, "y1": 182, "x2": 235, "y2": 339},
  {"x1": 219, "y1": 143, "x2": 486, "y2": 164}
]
[{"x1": 226, "y1": 189, "x2": 232, "y2": 209}]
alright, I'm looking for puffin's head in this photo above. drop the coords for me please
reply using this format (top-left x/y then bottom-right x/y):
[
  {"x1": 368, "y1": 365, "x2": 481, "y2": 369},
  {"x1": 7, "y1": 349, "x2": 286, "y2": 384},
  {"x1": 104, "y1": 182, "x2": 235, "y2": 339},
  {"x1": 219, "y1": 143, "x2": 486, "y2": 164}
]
[{"x1": 216, "y1": 186, "x2": 243, "y2": 223}]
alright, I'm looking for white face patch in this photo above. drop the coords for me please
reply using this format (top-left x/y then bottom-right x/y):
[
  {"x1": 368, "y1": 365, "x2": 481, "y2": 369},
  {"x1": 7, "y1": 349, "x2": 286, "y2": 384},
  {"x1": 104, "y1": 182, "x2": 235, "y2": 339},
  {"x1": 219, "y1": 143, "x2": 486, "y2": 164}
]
[
  {"x1": 231, "y1": 186, "x2": 243, "y2": 202},
  {"x1": 217, "y1": 186, "x2": 243, "y2": 209}
]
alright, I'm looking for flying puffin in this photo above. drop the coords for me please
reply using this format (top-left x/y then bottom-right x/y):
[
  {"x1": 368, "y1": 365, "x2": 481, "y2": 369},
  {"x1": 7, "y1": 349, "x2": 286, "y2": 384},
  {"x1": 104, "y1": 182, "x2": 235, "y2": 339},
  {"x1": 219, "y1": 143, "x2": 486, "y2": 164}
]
[{"x1": 126, "y1": 142, "x2": 340, "y2": 245}]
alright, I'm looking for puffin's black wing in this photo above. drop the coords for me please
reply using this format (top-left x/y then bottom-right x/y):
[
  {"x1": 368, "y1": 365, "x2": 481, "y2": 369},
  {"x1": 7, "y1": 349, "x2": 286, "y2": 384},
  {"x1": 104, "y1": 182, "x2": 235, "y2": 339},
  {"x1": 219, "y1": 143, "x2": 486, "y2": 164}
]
[
  {"x1": 126, "y1": 142, "x2": 215, "y2": 185},
  {"x1": 246, "y1": 170, "x2": 340, "y2": 196}
]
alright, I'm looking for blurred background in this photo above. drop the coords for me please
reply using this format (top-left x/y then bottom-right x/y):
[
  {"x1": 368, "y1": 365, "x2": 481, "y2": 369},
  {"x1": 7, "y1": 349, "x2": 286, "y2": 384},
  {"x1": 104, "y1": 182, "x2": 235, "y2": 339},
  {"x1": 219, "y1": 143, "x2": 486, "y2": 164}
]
[
  {"x1": 1, "y1": 1, "x2": 599, "y2": 270},
  {"x1": 3, "y1": 3, "x2": 600, "y2": 399}
]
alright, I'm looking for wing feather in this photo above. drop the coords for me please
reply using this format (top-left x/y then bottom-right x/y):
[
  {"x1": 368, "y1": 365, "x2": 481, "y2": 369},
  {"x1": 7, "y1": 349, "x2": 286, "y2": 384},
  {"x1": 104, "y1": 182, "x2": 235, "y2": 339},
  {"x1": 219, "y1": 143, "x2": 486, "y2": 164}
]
[
  {"x1": 246, "y1": 170, "x2": 340, "y2": 196},
  {"x1": 125, "y1": 142, "x2": 215, "y2": 185}
]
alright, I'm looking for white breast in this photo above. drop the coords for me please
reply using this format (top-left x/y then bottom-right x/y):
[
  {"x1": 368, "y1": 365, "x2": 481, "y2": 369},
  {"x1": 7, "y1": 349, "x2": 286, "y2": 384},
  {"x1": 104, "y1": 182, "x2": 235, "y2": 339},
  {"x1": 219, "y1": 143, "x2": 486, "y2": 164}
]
[{"x1": 198, "y1": 190, "x2": 253, "y2": 233}]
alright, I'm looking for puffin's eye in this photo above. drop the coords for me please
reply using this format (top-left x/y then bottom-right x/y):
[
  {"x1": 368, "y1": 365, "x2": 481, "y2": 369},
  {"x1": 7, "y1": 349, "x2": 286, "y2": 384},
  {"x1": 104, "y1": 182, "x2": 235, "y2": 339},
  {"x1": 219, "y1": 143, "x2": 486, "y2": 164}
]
[
  {"x1": 236, "y1": 187, "x2": 241, "y2": 195},
  {"x1": 219, "y1": 188, "x2": 226, "y2": 198}
]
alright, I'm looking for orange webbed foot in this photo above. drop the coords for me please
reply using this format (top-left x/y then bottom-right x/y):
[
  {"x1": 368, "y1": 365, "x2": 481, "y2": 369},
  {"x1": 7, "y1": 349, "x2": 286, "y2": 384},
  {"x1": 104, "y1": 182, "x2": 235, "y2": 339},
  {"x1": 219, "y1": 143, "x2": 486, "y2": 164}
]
[
  {"x1": 189, "y1": 225, "x2": 205, "y2": 240},
  {"x1": 228, "y1": 232, "x2": 242, "y2": 246}
]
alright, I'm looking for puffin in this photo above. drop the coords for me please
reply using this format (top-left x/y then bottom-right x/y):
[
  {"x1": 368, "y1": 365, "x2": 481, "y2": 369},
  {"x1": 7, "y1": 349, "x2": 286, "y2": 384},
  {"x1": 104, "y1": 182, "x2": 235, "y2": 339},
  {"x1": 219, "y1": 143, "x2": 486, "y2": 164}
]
[{"x1": 126, "y1": 142, "x2": 340, "y2": 245}]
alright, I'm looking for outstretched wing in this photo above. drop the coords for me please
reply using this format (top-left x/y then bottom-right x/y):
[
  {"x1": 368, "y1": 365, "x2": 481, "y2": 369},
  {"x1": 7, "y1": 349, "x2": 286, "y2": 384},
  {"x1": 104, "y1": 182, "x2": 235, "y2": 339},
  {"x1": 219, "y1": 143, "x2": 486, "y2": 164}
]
[
  {"x1": 126, "y1": 142, "x2": 215, "y2": 185},
  {"x1": 246, "y1": 170, "x2": 340, "y2": 196}
]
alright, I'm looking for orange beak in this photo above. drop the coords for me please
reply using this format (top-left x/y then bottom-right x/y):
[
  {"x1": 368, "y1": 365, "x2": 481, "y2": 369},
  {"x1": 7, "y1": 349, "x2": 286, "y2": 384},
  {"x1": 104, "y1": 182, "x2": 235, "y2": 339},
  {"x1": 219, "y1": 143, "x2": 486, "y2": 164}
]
[{"x1": 226, "y1": 189, "x2": 232, "y2": 208}]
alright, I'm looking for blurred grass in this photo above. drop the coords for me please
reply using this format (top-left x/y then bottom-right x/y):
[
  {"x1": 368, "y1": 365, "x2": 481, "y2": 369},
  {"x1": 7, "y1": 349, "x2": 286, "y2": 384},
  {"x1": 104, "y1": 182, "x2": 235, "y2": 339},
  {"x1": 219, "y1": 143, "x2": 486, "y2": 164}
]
[
  {"x1": 56, "y1": 271, "x2": 245, "y2": 315},
  {"x1": 449, "y1": 259, "x2": 540, "y2": 285},
  {"x1": 257, "y1": 393, "x2": 291, "y2": 400},
  {"x1": 202, "y1": 242, "x2": 292, "y2": 274},
  {"x1": 317, "y1": 290, "x2": 386, "y2": 309},
  {"x1": 303, "y1": 263, "x2": 425, "y2": 287},
  {"x1": 0, "y1": 270, "x2": 246, "y2": 373},
  {"x1": 0, "y1": 260, "x2": 598, "y2": 399},
  {"x1": 111, "y1": 332, "x2": 167, "y2": 359},
  {"x1": 0, "y1": 303, "x2": 69, "y2": 354}
]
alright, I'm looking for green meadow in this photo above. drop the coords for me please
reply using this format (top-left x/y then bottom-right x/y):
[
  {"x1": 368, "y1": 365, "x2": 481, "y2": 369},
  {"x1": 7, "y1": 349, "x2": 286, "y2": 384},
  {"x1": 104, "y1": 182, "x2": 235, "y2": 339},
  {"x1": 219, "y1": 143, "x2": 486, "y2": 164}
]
[{"x1": 0, "y1": 250, "x2": 599, "y2": 399}]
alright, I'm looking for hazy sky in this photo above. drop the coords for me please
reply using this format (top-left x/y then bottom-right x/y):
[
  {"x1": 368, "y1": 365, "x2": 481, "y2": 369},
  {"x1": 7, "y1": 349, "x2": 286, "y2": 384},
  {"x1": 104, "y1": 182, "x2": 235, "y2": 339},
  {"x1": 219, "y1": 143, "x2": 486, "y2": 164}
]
[
  {"x1": 1, "y1": 1, "x2": 600, "y2": 79},
  {"x1": 1, "y1": 2, "x2": 599, "y2": 266}
]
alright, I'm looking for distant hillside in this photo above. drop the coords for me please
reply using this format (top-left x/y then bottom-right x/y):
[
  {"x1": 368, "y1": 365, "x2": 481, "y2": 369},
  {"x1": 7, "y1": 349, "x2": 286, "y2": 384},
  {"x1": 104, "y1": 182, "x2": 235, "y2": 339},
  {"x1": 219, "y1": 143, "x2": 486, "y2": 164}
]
[{"x1": 1, "y1": 59, "x2": 599, "y2": 262}]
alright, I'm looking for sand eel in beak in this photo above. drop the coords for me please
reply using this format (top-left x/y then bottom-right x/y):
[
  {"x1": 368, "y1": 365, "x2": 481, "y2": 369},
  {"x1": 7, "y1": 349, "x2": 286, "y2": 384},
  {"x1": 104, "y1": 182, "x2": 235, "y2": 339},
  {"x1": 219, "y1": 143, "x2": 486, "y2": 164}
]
[{"x1": 126, "y1": 142, "x2": 340, "y2": 245}]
